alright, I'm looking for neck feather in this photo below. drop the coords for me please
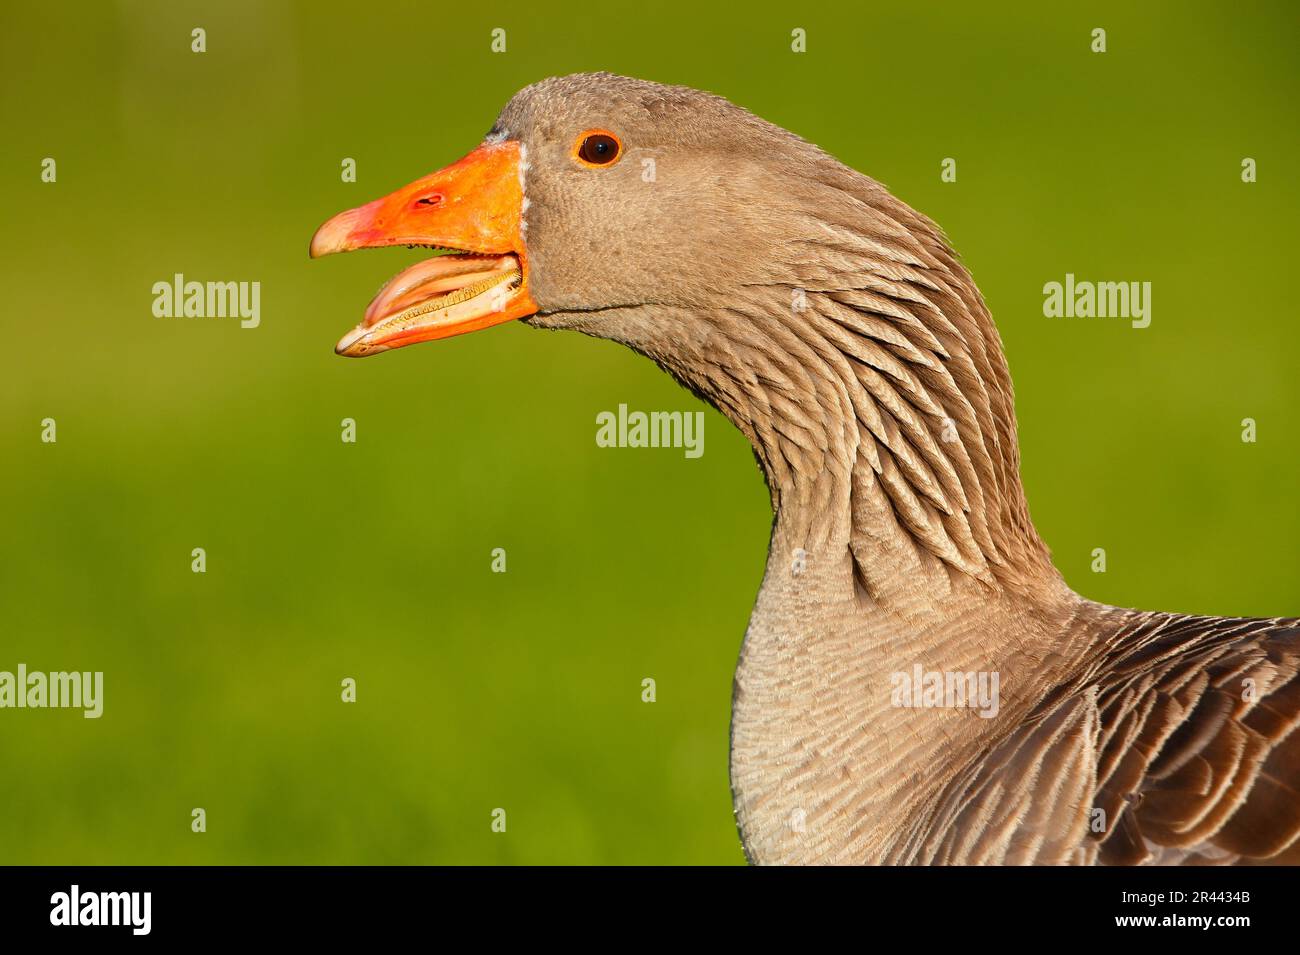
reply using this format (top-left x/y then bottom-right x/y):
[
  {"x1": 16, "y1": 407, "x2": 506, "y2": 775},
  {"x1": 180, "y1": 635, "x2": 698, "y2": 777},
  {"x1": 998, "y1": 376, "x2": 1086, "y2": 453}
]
[{"x1": 662, "y1": 176, "x2": 1057, "y2": 605}]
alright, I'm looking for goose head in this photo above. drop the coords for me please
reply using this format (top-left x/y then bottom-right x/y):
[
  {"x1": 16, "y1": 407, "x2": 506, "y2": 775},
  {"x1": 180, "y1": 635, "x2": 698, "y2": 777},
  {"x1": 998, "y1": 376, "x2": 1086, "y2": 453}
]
[
  {"x1": 313, "y1": 73, "x2": 841, "y2": 357},
  {"x1": 312, "y1": 72, "x2": 1055, "y2": 596}
]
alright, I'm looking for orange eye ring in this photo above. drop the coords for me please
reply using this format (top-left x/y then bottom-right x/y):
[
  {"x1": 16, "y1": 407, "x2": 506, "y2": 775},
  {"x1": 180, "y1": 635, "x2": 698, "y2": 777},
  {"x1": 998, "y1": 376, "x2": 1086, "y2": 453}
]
[{"x1": 573, "y1": 129, "x2": 623, "y2": 168}]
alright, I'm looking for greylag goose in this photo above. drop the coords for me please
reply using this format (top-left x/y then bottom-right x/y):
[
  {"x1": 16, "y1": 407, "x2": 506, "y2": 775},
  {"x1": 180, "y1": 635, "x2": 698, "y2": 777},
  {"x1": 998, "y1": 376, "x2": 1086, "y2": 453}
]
[{"x1": 310, "y1": 73, "x2": 1300, "y2": 866}]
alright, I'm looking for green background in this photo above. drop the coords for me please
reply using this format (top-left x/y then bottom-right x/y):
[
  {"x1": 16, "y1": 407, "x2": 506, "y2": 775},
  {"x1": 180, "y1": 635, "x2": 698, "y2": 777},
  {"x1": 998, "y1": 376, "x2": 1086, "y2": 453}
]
[{"x1": 1, "y1": 1, "x2": 1296, "y2": 864}]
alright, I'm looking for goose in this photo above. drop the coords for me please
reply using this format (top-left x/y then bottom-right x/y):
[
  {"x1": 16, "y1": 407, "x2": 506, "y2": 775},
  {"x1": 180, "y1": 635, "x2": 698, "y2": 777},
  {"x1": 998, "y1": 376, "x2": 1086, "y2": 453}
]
[{"x1": 310, "y1": 73, "x2": 1300, "y2": 865}]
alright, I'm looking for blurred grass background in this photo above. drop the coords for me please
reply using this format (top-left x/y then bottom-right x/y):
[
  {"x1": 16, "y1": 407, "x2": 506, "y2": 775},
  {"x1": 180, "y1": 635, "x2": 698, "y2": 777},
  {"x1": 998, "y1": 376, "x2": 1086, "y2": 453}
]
[{"x1": 0, "y1": 0, "x2": 1296, "y2": 864}]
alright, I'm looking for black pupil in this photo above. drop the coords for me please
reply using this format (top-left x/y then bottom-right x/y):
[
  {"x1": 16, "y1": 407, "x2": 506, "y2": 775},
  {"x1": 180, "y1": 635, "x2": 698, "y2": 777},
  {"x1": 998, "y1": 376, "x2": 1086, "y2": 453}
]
[{"x1": 582, "y1": 135, "x2": 618, "y2": 164}]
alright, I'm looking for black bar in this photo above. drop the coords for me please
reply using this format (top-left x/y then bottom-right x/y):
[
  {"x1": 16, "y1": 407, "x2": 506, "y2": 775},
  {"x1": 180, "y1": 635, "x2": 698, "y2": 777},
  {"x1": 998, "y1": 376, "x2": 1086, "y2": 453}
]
[{"x1": 0, "y1": 864, "x2": 1288, "y2": 941}]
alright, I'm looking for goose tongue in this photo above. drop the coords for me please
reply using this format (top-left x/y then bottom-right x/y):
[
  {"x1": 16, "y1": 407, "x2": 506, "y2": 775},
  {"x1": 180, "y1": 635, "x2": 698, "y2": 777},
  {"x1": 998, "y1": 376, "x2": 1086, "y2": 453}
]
[
  {"x1": 310, "y1": 141, "x2": 537, "y2": 356},
  {"x1": 361, "y1": 254, "x2": 520, "y2": 326}
]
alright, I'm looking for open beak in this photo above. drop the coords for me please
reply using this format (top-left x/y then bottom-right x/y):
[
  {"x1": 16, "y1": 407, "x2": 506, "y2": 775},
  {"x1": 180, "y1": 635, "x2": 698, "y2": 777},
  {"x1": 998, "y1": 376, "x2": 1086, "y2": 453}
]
[{"x1": 310, "y1": 141, "x2": 538, "y2": 357}]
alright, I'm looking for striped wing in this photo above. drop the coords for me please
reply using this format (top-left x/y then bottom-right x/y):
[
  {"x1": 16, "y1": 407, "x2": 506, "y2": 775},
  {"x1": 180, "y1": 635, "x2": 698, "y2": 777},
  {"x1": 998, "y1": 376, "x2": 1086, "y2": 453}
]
[
  {"x1": 1088, "y1": 612, "x2": 1300, "y2": 865},
  {"x1": 901, "y1": 612, "x2": 1300, "y2": 865}
]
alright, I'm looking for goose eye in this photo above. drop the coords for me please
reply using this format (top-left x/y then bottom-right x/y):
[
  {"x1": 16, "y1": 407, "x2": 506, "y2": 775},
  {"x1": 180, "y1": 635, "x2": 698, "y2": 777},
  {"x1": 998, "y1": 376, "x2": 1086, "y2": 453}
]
[{"x1": 575, "y1": 130, "x2": 622, "y2": 167}]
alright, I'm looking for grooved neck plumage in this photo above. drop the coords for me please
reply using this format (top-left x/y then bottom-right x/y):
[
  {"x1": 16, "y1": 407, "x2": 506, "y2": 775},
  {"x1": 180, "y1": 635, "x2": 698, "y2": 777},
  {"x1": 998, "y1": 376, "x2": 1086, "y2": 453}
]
[{"x1": 638, "y1": 163, "x2": 1064, "y2": 608}]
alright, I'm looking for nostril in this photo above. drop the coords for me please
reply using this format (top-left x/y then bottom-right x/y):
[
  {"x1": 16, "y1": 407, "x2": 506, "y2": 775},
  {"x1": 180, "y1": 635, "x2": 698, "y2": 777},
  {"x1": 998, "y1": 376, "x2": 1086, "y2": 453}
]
[{"x1": 415, "y1": 193, "x2": 444, "y2": 208}]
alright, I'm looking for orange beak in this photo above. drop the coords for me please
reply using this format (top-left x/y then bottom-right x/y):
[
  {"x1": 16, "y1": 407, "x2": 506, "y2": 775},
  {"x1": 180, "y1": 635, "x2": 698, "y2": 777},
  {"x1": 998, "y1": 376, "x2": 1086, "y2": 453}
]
[{"x1": 310, "y1": 141, "x2": 538, "y2": 356}]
